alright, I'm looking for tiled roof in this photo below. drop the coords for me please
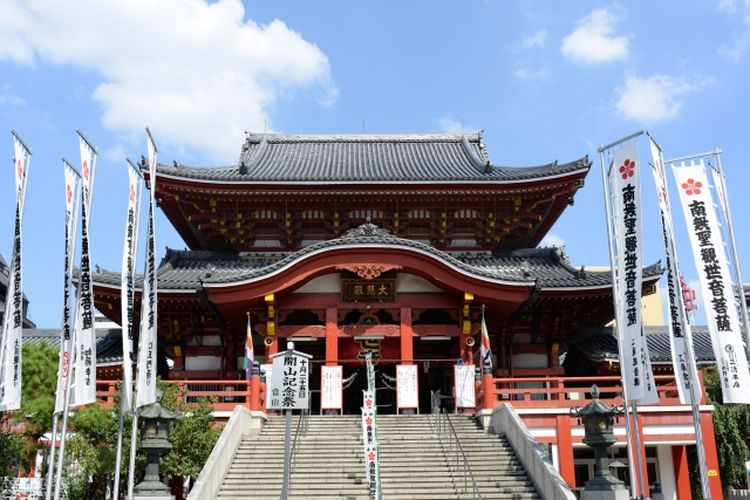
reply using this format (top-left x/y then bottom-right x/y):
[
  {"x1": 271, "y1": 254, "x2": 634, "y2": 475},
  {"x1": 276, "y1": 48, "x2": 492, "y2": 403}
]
[
  {"x1": 93, "y1": 223, "x2": 660, "y2": 291},
  {"x1": 153, "y1": 132, "x2": 590, "y2": 183},
  {"x1": 22, "y1": 327, "x2": 123, "y2": 365},
  {"x1": 573, "y1": 326, "x2": 715, "y2": 365}
]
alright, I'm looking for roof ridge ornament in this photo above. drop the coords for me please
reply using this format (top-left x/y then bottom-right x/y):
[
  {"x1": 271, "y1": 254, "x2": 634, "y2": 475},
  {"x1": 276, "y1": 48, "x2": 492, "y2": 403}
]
[
  {"x1": 341, "y1": 222, "x2": 393, "y2": 240},
  {"x1": 461, "y1": 134, "x2": 491, "y2": 173}
]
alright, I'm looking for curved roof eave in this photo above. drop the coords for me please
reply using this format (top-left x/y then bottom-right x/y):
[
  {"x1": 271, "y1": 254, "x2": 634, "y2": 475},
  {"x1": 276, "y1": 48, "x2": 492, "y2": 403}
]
[
  {"x1": 203, "y1": 243, "x2": 538, "y2": 290},
  {"x1": 149, "y1": 161, "x2": 590, "y2": 187}
]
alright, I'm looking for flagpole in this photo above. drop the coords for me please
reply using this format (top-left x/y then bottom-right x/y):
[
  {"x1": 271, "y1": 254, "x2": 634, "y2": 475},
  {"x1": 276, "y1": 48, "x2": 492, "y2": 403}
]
[
  {"x1": 710, "y1": 151, "x2": 750, "y2": 365},
  {"x1": 649, "y1": 135, "x2": 711, "y2": 499},
  {"x1": 114, "y1": 161, "x2": 143, "y2": 500},
  {"x1": 599, "y1": 146, "x2": 640, "y2": 499}
]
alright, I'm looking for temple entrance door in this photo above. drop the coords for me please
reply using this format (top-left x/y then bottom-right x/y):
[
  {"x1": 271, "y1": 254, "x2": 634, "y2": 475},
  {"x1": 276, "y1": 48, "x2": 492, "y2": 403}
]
[
  {"x1": 342, "y1": 364, "x2": 397, "y2": 414},
  {"x1": 419, "y1": 362, "x2": 456, "y2": 414}
]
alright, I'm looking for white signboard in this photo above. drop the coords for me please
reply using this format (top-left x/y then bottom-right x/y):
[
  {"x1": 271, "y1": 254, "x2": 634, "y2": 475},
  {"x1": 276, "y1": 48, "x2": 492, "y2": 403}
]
[
  {"x1": 321, "y1": 365, "x2": 343, "y2": 411},
  {"x1": 396, "y1": 364, "x2": 418, "y2": 410},
  {"x1": 454, "y1": 364, "x2": 476, "y2": 408},
  {"x1": 267, "y1": 350, "x2": 312, "y2": 410}
]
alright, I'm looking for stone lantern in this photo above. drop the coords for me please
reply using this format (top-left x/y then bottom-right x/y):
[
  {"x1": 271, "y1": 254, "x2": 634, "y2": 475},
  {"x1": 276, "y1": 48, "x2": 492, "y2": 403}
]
[
  {"x1": 133, "y1": 390, "x2": 178, "y2": 500},
  {"x1": 570, "y1": 385, "x2": 628, "y2": 500}
]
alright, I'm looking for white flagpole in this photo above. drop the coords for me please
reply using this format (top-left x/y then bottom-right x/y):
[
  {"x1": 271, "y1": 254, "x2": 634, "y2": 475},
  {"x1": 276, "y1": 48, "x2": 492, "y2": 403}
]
[
  {"x1": 47, "y1": 161, "x2": 81, "y2": 500},
  {"x1": 598, "y1": 146, "x2": 638, "y2": 499},
  {"x1": 0, "y1": 131, "x2": 32, "y2": 412},
  {"x1": 56, "y1": 131, "x2": 98, "y2": 500},
  {"x1": 128, "y1": 130, "x2": 159, "y2": 499},
  {"x1": 114, "y1": 160, "x2": 143, "y2": 500},
  {"x1": 599, "y1": 133, "x2": 657, "y2": 499},
  {"x1": 53, "y1": 176, "x2": 82, "y2": 500},
  {"x1": 648, "y1": 134, "x2": 711, "y2": 499},
  {"x1": 709, "y1": 151, "x2": 750, "y2": 366}
]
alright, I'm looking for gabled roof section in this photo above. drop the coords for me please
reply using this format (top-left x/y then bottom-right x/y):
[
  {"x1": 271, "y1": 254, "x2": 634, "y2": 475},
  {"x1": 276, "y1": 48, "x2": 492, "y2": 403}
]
[
  {"x1": 92, "y1": 224, "x2": 659, "y2": 292},
  {"x1": 22, "y1": 327, "x2": 123, "y2": 365},
  {"x1": 153, "y1": 132, "x2": 590, "y2": 183},
  {"x1": 572, "y1": 326, "x2": 715, "y2": 365}
]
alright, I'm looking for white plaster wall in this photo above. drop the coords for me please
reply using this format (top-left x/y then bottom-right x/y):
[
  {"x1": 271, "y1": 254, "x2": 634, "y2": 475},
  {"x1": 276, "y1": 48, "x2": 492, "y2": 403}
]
[
  {"x1": 293, "y1": 273, "x2": 342, "y2": 293},
  {"x1": 513, "y1": 353, "x2": 548, "y2": 369},
  {"x1": 657, "y1": 445, "x2": 677, "y2": 500},
  {"x1": 396, "y1": 273, "x2": 443, "y2": 293},
  {"x1": 185, "y1": 355, "x2": 221, "y2": 371}
]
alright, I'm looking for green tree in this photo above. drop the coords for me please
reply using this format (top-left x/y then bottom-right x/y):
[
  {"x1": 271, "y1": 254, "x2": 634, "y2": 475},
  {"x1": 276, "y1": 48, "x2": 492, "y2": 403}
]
[
  {"x1": 0, "y1": 413, "x2": 23, "y2": 477},
  {"x1": 160, "y1": 397, "x2": 219, "y2": 480}
]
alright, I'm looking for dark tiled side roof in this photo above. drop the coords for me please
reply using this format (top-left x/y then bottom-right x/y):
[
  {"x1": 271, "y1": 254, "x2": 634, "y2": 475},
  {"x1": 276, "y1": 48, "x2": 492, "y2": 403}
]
[
  {"x1": 22, "y1": 327, "x2": 123, "y2": 365},
  {"x1": 93, "y1": 224, "x2": 659, "y2": 291},
  {"x1": 572, "y1": 326, "x2": 715, "y2": 365},
  {"x1": 152, "y1": 132, "x2": 590, "y2": 183}
]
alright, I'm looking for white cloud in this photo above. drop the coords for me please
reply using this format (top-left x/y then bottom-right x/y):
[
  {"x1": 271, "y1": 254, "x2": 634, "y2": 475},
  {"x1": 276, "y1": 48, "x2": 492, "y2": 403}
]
[
  {"x1": 561, "y1": 9, "x2": 630, "y2": 64},
  {"x1": 615, "y1": 74, "x2": 707, "y2": 123},
  {"x1": 717, "y1": 0, "x2": 750, "y2": 61},
  {"x1": 0, "y1": 84, "x2": 25, "y2": 107},
  {"x1": 102, "y1": 144, "x2": 129, "y2": 163},
  {"x1": 519, "y1": 30, "x2": 548, "y2": 49},
  {"x1": 540, "y1": 233, "x2": 565, "y2": 249},
  {"x1": 436, "y1": 117, "x2": 472, "y2": 133},
  {"x1": 0, "y1": 0, "x2": 335, "y2": 161},
  {"x1": 513, "y1": 67, "x2": 548, "y2": 81}
]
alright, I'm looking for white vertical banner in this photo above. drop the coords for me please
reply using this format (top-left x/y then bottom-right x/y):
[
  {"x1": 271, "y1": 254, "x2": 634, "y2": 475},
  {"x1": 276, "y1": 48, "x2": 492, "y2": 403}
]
[
  {"x1": 320, "y1": 365, "x2": 343, "y2": 411},
  {"x1": 608, "y1": 140, "x2": 658, "y2": 405},
  {"x1": 396, "y1": 364, "x2": 418, "y2": 410},
  {"x1": 71, "y1": 133, "x2": 98, "y2": 407},
  {"x1": 120, "y1": 162, "x2": 142, "y2": 411},
  {"x1": 0, "y1": 133, "x2": 31, "y2": 411},
  {"x1": 648, "y1": 140, "x2": 700, "y2": 404},
  {"x1": 54, "y1": 164, "x2": 80, "y2": 413},
  {"x1": 136, "y1": 130, "x2": 158, "y2": 408},
  {"x1": 454, "y1": 364, "x2": 476, "y2": 408},
  {"x1": 672, "y1": 161, "x2": 750, "y2": 403}
]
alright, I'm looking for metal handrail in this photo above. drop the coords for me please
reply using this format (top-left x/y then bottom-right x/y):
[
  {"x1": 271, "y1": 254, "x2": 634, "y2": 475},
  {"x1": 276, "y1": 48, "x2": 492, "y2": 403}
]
[
  {"x1": 430, "y1": 391, "x2": 484, "y2": 499},
  {"x1": 289, "y1": 409, "x2": 309, "y2": 479}
]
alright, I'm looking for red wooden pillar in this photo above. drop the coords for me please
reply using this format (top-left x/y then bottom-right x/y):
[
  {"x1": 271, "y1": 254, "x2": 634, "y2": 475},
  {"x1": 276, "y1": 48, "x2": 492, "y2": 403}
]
[
  {"x1": 672, "y1": 445, "x2": 692, "y2": 500},
  {"x1": 400, "y1": 306, "x2": 413, "y2": 364},
  {"x1": 248, "y1": 374, "x2": 261, "y2": 411},
  {"x1": 700, "y1": 412, "x2": 724, "y2": 500},
  {"x1": 555, "y1": 415, "x2": 576, "y2": 489},
  {"x1": 325, "y1": 307, "x2": 338, "y2": 365}
]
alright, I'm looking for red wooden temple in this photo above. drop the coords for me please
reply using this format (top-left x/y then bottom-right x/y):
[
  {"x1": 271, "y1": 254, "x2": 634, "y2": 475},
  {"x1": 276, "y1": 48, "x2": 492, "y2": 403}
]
[{"x1": 91, "y1": 132, "x2": 722, "y2": 498}]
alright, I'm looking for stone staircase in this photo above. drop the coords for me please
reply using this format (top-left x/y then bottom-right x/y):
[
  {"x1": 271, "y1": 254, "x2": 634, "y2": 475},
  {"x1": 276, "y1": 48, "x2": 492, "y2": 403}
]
[{"x1": 215, "y1": 414, "x2": 541, "y2": 499}]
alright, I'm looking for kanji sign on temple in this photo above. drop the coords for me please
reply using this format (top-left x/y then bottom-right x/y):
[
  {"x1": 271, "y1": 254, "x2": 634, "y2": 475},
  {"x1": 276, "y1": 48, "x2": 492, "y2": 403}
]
[{"x1": 89, "y1": 132, "x2": 722, "y2": 498}]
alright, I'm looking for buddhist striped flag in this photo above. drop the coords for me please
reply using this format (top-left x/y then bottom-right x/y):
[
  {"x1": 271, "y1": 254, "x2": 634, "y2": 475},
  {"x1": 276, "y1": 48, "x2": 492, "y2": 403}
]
[
  {"x1": 480, "y1": 310, "x2": 493, "y2": 374},
  {"x1": 245, "y1": 314, "x2": 254, "y2": 380}
]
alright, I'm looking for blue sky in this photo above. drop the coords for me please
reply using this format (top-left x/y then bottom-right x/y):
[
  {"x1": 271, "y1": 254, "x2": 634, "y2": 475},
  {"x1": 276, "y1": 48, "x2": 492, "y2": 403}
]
[{"x1": 1, "y1": 0, "x2": 749, "y2": 328}]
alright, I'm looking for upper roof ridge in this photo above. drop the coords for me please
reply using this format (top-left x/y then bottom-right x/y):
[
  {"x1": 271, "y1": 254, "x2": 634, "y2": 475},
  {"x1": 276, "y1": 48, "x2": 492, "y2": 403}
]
[{"x1": 242, "y1": 131, "x2": 483, "y2": 144}]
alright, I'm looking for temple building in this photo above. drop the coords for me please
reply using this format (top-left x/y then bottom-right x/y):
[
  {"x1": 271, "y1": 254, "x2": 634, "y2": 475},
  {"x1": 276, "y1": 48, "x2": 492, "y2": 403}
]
[{"x1": 90, "y1": 132, "x2": 723, "y2": 497}]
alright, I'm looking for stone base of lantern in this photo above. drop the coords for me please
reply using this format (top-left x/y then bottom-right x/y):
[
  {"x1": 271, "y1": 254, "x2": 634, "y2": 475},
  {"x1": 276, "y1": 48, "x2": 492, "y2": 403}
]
[{"x1": 581, "y1": 476, "x2": 629, "y2": 500}]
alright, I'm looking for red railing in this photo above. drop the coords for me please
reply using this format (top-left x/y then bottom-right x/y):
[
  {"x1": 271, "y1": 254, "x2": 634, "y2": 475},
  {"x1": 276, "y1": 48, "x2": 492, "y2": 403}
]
[
  {"x1": 477, "y1": 373, "x2": 702, "y2": 409},
  {"x1": 95, "y1": 379, "x2": 261, "y2": 412},
  {"x1": 95, "y1": 373, "x2": 701, "y2": 413}
]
